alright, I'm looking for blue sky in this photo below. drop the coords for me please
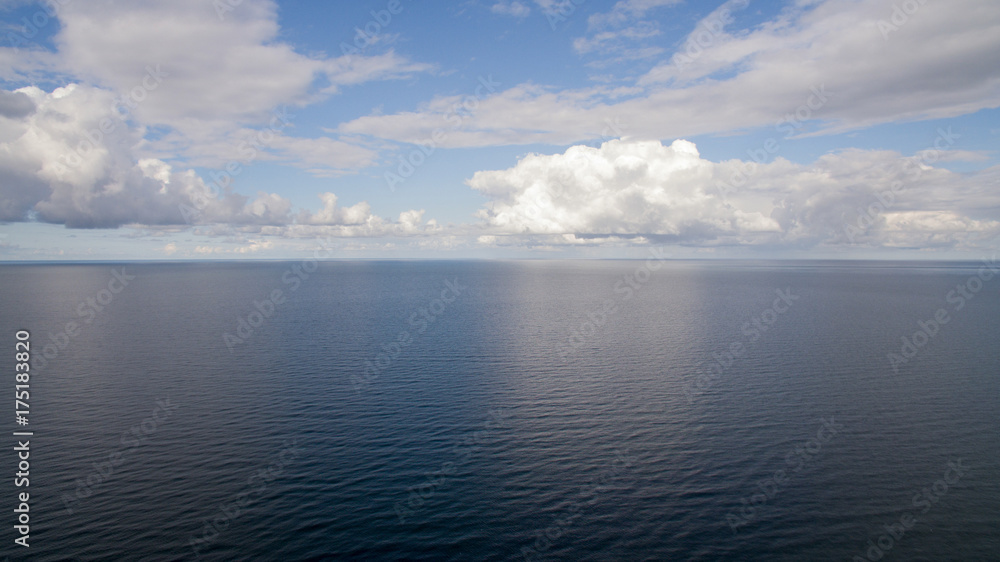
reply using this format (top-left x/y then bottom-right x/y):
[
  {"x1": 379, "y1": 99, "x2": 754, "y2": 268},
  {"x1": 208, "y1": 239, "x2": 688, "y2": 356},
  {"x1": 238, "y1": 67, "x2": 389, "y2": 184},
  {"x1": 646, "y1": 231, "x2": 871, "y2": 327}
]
[{"x1": 1, "y1": 0, "x2": 998, "y2": 260}]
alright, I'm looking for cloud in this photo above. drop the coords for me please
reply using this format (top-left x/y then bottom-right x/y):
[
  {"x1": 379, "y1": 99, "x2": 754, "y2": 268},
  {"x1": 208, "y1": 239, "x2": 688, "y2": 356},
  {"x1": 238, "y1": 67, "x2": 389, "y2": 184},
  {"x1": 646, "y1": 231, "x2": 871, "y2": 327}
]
[
  {"x1": 572, "y1": 23, "x2": 662, "y2": 57},
  {"x1": 639, "y1": 0, "x2": 1000, "y2": 131},
  {"x1": 555, "y1": 0, "x2": 682, "y2": 66},
  {"x1": 0, "y1": 84, "x2": 285, "y2": 227},
  {"x1": 54, "y1": 0, "x2": 313, "y2": 124},
  {"x1": 467, "y1": 139, "x2": 1000, "y2": 250},
  {"x1": 0, "y1": 85, "x2": 431, "y2": 232},
  {"x1": 258, "y1": 208, "x2": 441, "y2": 240},
  {"x1": 50, "y1": 0, "x2": 426, "y2": 125},
  {"x1": 150, "y1": 119, "x2": 381, "y2": 177},
  {"x1": 491, "y1": 1, "x2": 531, "y2": 18},
  {"x1": 0, "y1": 0, "x2": 429, "y2": 175},
  {"x1": 0, "y1": 1, "x2": 437, "y2": 231},
  {"x1": 0, "y1": 89, "x2": 34, "y2": 118},
  {"x1": 297, "y1": 193, "x2": 373, "y2": 226},
  {"x1": 341, "y1": 0, "x2": 1000, "y2": 147},
  {"x1": 194, "y1": 238, "x2": 273, "y2": 254},
  {"x1": 574, "y1": 0, "x2": 680, "y2": 57},
  {"x1": 1, "y1": 0, "x2": 995, "y2": 258},
  {"x1": 587, "y1": 0, "x2": 682, "y2": 29}
]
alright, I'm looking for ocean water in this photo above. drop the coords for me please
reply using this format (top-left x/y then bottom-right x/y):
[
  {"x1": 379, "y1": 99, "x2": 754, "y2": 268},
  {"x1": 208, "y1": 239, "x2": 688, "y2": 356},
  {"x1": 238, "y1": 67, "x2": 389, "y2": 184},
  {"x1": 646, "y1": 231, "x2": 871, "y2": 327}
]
[{"x1": 0, "y1": 260, "x2": 997, "y2": 561}]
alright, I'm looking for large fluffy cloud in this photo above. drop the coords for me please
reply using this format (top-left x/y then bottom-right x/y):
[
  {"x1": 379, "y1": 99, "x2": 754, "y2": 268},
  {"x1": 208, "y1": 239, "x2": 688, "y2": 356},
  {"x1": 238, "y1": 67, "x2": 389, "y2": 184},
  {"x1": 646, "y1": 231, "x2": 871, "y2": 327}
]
[
  {"x1": 468, "y1": 139, "x2": 1000, "y2": 249},
  {"x1": 0, "y1": 84, "x2": 288, "y2": 227},
  {"x1": 0, "y1": 85, "x2": 434, "y2": 233}
]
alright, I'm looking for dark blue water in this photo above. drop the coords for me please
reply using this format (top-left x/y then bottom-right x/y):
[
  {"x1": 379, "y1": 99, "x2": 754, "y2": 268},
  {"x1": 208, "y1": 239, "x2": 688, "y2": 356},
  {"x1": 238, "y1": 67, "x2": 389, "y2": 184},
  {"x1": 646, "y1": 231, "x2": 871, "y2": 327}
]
[{"x1": 1, "y1": 260, "x2": 997, "y2": 561}]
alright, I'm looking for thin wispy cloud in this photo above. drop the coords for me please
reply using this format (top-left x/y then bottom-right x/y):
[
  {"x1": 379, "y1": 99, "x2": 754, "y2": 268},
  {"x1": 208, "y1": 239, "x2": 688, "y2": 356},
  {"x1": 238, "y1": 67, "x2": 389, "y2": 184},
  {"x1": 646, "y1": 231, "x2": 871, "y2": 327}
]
[{"x1": 491, "y1": 1, "x2": 531, "y2": 18}]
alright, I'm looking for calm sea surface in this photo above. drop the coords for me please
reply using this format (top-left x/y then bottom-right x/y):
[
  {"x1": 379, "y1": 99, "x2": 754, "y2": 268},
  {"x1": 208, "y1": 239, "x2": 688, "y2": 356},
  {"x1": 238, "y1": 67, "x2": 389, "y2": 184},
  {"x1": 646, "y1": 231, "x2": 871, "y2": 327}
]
[{"x1": 0, "y1": 260, "x2": 997, "y2": 561}]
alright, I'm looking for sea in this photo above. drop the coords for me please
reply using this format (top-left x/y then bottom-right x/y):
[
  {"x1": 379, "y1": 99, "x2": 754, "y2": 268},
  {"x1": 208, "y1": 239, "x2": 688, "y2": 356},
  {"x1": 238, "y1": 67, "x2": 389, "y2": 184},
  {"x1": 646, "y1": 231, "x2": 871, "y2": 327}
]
[{"x1": 0, "y1": 260, "x2": 997, "y2": 561}]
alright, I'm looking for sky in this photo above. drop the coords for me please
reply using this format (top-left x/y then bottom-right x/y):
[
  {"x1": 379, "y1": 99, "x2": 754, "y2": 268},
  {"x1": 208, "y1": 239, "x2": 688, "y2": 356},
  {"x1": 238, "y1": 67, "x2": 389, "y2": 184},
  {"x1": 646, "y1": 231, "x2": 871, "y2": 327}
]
[{"x1": 0, "y1": 0, "x2": 998, "y2": 260}]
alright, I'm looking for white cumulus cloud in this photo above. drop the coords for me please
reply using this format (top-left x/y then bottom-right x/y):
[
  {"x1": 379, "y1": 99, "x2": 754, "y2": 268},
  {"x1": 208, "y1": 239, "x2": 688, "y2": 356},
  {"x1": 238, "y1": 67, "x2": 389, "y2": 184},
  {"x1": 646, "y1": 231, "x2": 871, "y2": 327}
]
[
  {"x1": 0, "y1": 85, "x2": 431, "y2": 232},
  {"x1": 468, "y1": 139, "x2": 1000, "y2": 250}
]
